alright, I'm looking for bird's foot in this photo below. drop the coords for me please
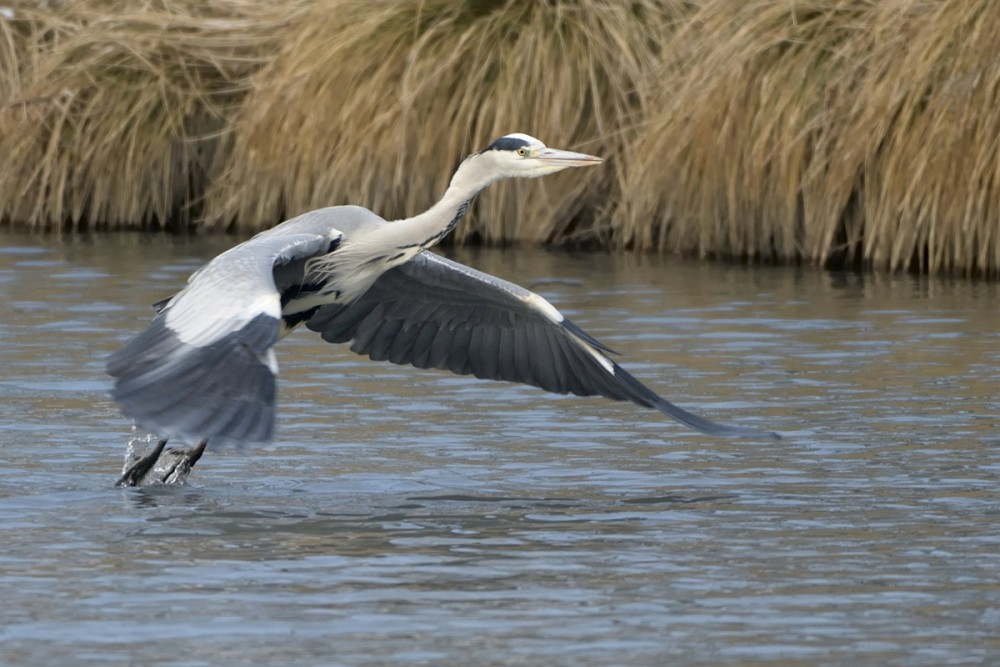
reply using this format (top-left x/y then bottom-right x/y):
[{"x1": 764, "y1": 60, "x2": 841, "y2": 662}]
[
  {"x1": 116, "y1": 438, "x2": 168, "y2": 487},
  {"x1": 116, "y1": 438, "x2": 207, "y2": 487},
  {"x1": 158, "y1": 439, "x2": 207, "y2": 484}
]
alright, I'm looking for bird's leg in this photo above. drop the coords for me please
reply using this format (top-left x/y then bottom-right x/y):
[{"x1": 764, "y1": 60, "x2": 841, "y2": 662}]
[
  {"x1": 116, "y1": 438, "x2": 168, "y2": 487},
  {"x1": 158, "y1": 438, "x2": 208, "y2": 484}
]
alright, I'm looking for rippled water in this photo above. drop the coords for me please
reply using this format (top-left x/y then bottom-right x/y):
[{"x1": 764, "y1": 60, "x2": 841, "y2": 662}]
[{"x1": 1, "y1": 233, "x2": 998, "y2": 666}]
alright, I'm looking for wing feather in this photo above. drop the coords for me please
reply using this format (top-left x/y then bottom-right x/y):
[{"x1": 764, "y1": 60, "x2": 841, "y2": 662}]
[
  {"x1": 426, "y1": 323, "x2": 457, "y2": 370},
  {"x1": 387, "y1": 322, "x2": 421, "y2": 365},
  {"x1": 466, "y1": 325, "x2": 489, "y2": 380},
  {"x1": 448, "y1": 324, "x2": 474, "y2": 375},
  {"x1": 369, "y1": 317, "x2": 404, "y2": 362},
  {"x1": 410, "y1": 322, "x2": 439, "y2": 369}
]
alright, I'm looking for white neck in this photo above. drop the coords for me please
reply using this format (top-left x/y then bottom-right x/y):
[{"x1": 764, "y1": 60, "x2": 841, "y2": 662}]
[{"x1": 382, "y1": 152, "x2": 505, "y2": 251}]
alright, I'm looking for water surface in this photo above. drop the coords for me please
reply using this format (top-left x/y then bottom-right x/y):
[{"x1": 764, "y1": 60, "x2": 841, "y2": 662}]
[{"x1": 0, "y1": 234, "x2": 997, "y2": 666}]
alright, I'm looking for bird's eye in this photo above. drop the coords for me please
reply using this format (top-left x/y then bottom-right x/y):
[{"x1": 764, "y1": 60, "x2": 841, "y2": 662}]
[{"x1": 517, "y1": 148, "x2": 527, "y2": 157}]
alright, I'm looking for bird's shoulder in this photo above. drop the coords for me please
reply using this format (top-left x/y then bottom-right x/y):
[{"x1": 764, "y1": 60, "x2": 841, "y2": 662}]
[
  {"x1": 267, "y1": 205, "x2": 386, "y2": 238},
  {"x1": 406, "y1": 251, "x2": 538, "y2": 302}
]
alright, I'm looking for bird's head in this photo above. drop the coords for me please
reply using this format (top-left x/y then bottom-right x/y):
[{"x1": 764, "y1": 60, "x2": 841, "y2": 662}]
[{"x1": 474, "y1": 133, "x2": 603, "y2": 179}]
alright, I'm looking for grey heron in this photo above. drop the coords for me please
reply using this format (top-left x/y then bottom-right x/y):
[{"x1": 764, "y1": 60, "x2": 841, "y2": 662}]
[{"x1": 108, "y1": 133, "x2": 778, "y2": 486}]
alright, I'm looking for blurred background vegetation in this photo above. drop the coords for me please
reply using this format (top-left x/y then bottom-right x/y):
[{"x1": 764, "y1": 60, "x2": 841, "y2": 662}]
[{"x1": 1, "y1": 0, "x2": 998, "y2": 276}]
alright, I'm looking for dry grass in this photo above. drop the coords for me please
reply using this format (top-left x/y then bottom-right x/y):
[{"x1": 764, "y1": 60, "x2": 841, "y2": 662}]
[
  {"x1": 615, "y1": 0, "x2": 1000, "y2": 275},
  {"x1": 1, "y1": 0, "x2": 999, "y2": 275},
  {"x1": 0, "y1": 6, "x2": 25, "y2": 103},
  {"x1": 204, "y1": 0, "x2": 676, "y2": 244},
  {"x1": 0, "y1": 0, "x2": 301, "y2": 231}
]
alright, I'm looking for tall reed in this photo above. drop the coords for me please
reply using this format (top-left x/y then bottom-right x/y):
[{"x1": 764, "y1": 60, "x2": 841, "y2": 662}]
[
  {"x1": 615, "y1": 0, "x2": 1000, "y2": 275},
  {"x1": 204, "y1": 0, "x2": 675, "y2": 244},
  {"x1": 1, "y1": 0, "x2": 999, "y2": 276},
  {"x1": 0, "y1": 0, "x2": 298, "y2": 230}
]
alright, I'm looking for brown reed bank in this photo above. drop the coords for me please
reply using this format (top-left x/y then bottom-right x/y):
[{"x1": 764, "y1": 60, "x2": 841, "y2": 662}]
[
  {"x1": 616, "y1": 0, "x2": 1000, "y2": 276},
  {"x1": 0, "y1": 0, "x2": 305, "y2": 230},
  {"x1": 1, "y1": 0, "x2": 998, "y2": 276},
  {"x1": 203, "y1": 0, "x2": 675, "y2": 245}
]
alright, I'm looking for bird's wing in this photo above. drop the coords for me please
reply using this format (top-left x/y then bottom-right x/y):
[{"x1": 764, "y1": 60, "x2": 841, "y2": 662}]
[
  {"x1": 107, "y1": 232, "x2": 339, "y2": 447},
  {"x1": 307, "y1": 252, "x2": 777, "y2": 439}
]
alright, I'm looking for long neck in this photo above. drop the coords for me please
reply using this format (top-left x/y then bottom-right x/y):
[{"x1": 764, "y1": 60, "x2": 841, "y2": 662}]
[{"x1": 383, "y1": 153, "x2": 503, "y2": 251}]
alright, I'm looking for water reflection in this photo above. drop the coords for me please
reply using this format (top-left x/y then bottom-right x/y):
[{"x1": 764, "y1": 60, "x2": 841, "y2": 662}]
[{"x1": 0, "y1": 233, "x2": 998, "y2": 665}]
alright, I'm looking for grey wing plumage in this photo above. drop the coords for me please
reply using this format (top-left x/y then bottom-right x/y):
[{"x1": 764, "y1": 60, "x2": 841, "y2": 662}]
[
  {"x1": 307, "y1": 252, "x2": 778, "y2": 439},
  {"x1": 107, "y1": 231, "x2": 339, "y2": 447}
]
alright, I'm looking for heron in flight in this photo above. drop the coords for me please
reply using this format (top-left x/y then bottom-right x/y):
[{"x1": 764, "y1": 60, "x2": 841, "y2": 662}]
[{"x1": 108, "y1": 133, "x2": 778, "y2": 486}]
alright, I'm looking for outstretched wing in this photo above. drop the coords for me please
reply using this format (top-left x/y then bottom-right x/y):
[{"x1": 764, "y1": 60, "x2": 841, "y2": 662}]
[
  {"x1": 307, "y1": 252, "x2": 778, "y2": 439},
  {"x1": 107, "y1": 232, "x2": 339, "y2": 447}
]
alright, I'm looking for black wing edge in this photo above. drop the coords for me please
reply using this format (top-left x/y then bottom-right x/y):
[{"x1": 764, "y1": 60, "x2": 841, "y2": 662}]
[{"x1": 608, "y1": 360, "x2": 781, "y2": 440}]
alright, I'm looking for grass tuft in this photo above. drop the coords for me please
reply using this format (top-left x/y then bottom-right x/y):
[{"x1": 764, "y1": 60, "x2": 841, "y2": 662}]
[
  {"x1": 614, "y1": 0, "x2": 1000, "y2": 275},
  {"x1": 203, "y1": 0, "x2": 674, "y2": 244},
  {"x1": 0, "y1": 0, "x2": 301, "y2": 231}
]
